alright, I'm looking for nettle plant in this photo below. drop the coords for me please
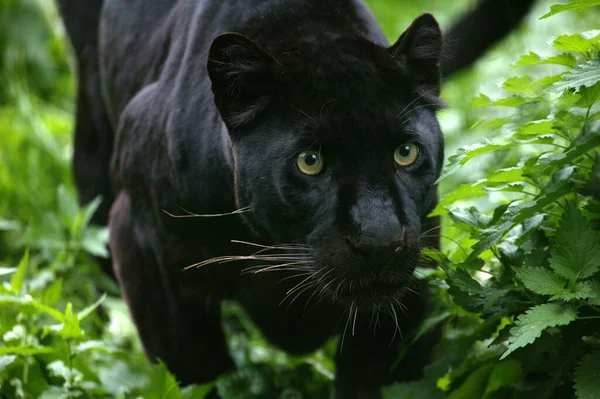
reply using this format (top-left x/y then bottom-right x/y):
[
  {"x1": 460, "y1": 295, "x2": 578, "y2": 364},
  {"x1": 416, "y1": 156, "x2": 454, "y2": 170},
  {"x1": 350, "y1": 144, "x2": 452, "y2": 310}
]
[{"x1": 388, "y1": 3, "x2": 600, "y2": 399}]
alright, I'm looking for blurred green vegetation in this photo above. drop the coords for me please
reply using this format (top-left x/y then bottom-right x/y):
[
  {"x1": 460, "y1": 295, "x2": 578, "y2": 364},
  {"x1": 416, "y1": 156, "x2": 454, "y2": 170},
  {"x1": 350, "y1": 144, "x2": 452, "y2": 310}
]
[{"x1": 1, "y1": 0, "x2": 599, "y2": 398}]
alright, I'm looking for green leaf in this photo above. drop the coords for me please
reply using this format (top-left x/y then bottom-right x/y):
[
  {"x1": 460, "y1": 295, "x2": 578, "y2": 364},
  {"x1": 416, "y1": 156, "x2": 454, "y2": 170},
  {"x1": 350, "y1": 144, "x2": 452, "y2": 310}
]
[
  {"x1": 589, "y1": 281, "x2": 600, "y2": 305},
  {"x1": 553, "y1": 59, "x2": 600, "y2": 94},
  {"x1": 10, "y1": 249, "x2": 29, "y2": 295},
  {"x1": 42, "y1": 278, "x2": 63, "y2": 307},
  {"x1": 449, "y1": 363, "x2": 494, "y2": 399},
  {"x1": 472, "y1": 94, "x2": 535, "y2": 108},
  {"x1": 574, "y1": 351, "x2": 600, "y2": 399},
  {"x1": 467, "y1": 166, "x2": 576, "y2": 261},
  {"x1": 59, "y1": 302, "x2": 83, "y2": 339},
  {"x1": 0, "y1": 355, "x2": 17, "y2": 372},
  {"x1": 0, "y1": 346, "x2": 55, "y2": 356},
  {"x1": 553, "y1": 33, "x2": 599, "y2": 54},
  {"x1": 77, "y1": 293, "x2": 107, "y2": 321},
  {"x1": 540, "y1": 0, "x2": 600, "y2": 19},
  {"x1": 549, "y1": 204, "x2": 600, "y2": 281},
  {"x1": 430, "y1": 184, "x2": 486, "y2": 216},
  {"x1": 501, "y1": 303, "x2": 577, "y2": 359},
  {"x1": 503, "y1": 76, "x2": 537, "y2": 97},
  {"x1": 513, "y1": 52, "x2": 577, "y2": 68},
  {"x1": 552, "y1": 280, "x2": 594, "y2": 301},
  {"x1": 442, "y1": 265, "x2": 487, "y2": 295},
  {"x1": 438, "y1": 139, "x2": 512, "y2": 182},
  {"x1": 180, "y1": 385, "x2": 213, "y2": 399},
  {"x1": 576, "y1": 81, "x2": 600, "y2": 107},
  {"x1": 57, "y1": 185, "x2": 79, "y2": 222},
  {"x1": 515, "y1": 267, "x2": 567, "y2": 295},
  {"x1": 139, "y1": 361, "x2": 181, "y2": 399},
  {"x1": 382, "y1": 380, "x2": 444, "y2": 399},
  {"x1": 516, "y1": 120, "x2": 556, "y2": 136},
  {"x1": 484, "y1": 359, "x2": 522, "y2": 396}
]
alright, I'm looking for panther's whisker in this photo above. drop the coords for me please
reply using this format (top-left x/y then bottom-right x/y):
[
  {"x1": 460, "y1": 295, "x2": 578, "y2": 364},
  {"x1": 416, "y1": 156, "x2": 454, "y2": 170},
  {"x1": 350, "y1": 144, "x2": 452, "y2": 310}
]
[
  {"x1": 231, "y1": 239, "x2": 311, "y2": 251},
  {"x1": 244, "y1": 261, "x2": 312, "y2": 274},
  {"x1": 288, "y1": 104, "x2": 318, "y2": 127},
  {"x1": 280, "y1": 276, "x2": 318, "y2": 306},
  {"x1": 287, "y1": 282, "x2": 318, "y2": 308},
  {"x1": 184, "y1": 254, "x2": 313, "y2": 270},
  {"x1": 285, "y1": 273, "x2": 318, "y2": 296},
  {"x1": 278, "y1": 271, "x2": 315, "y2": 283},
  {"x1": 162, "y1": 205, "x2": 251, "y2": 218},
  {"x1": 339, "y1": 301, "x2": 354, "y2": 355},
  {"x1": 352, "y1": 304, "x2": 359, "y2": 336},
  {"x1": 395, "y1": 87, "x2": 439, "y2": 122},
  {"x1": 303, "y1": 269, "x2": 334, "y2": 314},
  {"x1": 388, "y1": 304, "x2": 402, "y2": 347},
  {"x1": 419, "y1": 224, "x2": 442, "y2": 237}
]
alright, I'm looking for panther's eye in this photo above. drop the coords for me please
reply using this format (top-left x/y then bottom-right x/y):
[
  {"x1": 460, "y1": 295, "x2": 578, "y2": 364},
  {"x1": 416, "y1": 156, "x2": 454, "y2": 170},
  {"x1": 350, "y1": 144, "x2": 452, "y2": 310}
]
[
  {"x1": 394, "y1": 143, "x2": 420, "y2": 167},
  {"x1": 296, "y1": 150, "x2": 324, "y2": 175}
]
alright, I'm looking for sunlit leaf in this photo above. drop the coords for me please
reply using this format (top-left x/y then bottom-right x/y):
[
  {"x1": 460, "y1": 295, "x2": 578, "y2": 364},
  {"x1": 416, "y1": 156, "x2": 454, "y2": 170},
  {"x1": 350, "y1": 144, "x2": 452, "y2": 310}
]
[
  {"x1": 501, "y1": 303, "x2": 577, "y2": 359},
  {"x1": 540, "y1": 0, "x2": 600, "y2": 19}
]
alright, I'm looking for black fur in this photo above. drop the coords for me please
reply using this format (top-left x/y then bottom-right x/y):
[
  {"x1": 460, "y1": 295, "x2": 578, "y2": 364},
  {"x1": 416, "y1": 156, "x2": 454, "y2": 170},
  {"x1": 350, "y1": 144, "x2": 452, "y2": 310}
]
[{"x1": 56, "y1": 0, "x2": 533, "y2": 397}]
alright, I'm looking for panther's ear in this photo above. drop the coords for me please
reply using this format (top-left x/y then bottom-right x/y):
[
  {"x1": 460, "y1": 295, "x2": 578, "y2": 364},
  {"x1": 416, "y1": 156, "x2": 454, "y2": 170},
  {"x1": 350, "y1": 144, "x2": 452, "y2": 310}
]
[
  {"x1": 207, "y1": 33, "x2": 278, "y2": 132},
  {"x1": 388, "y1": 13, "x2": 442, "y2": 95}
]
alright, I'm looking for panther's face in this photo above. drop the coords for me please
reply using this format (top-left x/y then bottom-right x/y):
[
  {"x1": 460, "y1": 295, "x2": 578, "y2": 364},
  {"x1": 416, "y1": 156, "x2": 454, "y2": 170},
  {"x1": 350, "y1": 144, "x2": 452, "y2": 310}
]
[{"x1": 208, "y1": 14, "x2": 444, "y2": 308}]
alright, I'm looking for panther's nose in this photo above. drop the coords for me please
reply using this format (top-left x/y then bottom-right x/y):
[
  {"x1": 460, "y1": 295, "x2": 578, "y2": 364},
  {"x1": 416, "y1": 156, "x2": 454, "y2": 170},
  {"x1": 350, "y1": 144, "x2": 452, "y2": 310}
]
[{"x1": 345, "y1": 228, "x2": 406, "y2": 263}]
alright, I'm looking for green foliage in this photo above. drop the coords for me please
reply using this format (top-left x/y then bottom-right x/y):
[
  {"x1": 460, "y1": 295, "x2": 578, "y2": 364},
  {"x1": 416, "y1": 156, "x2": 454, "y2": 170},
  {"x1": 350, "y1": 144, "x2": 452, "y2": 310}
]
[
  {"x1": 2, "y1": 0, "x2": 600, "y2": 398},
  {"x1": 416, "y1": 1, "x2": 600, "y2": 398}
]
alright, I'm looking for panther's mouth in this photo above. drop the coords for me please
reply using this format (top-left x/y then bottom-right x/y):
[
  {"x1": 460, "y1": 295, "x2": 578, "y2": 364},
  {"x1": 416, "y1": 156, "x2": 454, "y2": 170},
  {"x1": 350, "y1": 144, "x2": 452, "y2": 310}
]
[{"x1": 321, "y1": 273, "x2": 416, "y2": 308}]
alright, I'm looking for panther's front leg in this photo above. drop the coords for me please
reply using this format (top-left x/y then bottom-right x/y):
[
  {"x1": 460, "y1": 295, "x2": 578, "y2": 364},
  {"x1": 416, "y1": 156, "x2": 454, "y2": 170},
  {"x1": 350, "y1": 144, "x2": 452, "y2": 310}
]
[{"x1": 109, "y1": 192, "x2": 235, "y2": 385}]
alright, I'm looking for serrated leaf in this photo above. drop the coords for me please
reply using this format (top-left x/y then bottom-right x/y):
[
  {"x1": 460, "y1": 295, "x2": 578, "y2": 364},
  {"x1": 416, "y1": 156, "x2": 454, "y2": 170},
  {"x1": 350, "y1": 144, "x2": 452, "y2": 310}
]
[
  {"x1": 503, "y1": 76, "x2": 537, "y2": 96},
  {"x1": 513, "y1": 52, "x2": 577, "y2": 68},
  {"x1": 515, "y1": 267, "x2": 567, "y2": 295},
  {"x1": 541, "y1": 0, "x2": 600, "y2": 19},
  {"x1": 441, "y1": 265, "x2": 487, "y2": 295},
  {"x1": 60, "y1": 302, "x2": 83, "y2": 339},
  {"x1": 552, "y1": 280, "x2": 594, "y2": 301},
  {"x1": 516, "y1": 120, "x2": 556, "y2": 136},
  {"x1": 549, "y1": 204, "x2": 600, "y2": 281},
  {"x1": 468, "y1": 167, "x2": 575, "y2": 261},
  {"x1": 553, "y1": 59, "x2": 600, "y2": 94},
  {"x1": 430, "y1": 183, "x2": 486, "y2": 216},
  {"x1": 500, "y1": 303, "x2": 577, "y2": 359},
  {"x1": 576, "y1": 81, "x2": 600, "y2": 108},
  {"x1": 437, "y1": 140, "x2": 512, "y2": 182},
  {"x1": 553, "y1": 33, "x2": 598, "y2": 54},
  {"x1": 589, "y1": 281, "x2": 600, "y2": 305},
  {"x1": 574, "y1": 351, "x2": 600, "y2": 399},
  {"x1": 472, "y1": 94, "x2": 535, "y2": 108}
]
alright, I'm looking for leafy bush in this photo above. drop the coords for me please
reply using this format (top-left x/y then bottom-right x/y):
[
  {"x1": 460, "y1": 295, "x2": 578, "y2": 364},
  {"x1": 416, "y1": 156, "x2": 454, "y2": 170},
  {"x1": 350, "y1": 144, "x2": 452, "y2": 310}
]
[
  {"x1": 1, "y1": 0, "x2": 599, "y2": 398},
  {"x1": 382, "y1": 3, "x2": 600, "y2": 398}
]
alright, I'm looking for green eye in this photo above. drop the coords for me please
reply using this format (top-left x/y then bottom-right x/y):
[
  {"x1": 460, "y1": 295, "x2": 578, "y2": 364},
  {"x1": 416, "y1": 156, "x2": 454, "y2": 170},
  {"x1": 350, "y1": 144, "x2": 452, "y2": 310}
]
[
  {"x1": 296, "y1": 150, "x2": 324, "y2": 175},
  {"x1": 394, "y1": 143, "x2": 420, "y2": 167}
]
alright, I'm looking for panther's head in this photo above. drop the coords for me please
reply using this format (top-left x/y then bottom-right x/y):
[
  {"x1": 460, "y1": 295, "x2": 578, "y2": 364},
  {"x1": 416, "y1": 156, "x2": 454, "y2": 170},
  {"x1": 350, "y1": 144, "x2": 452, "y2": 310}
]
[{"x1": 207, "y1": 14, "x2": 444, "y2": 308}]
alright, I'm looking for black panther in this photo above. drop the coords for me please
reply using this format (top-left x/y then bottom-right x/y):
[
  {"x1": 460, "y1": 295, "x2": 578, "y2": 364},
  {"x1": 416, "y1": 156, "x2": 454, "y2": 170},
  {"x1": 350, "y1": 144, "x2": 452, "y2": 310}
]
[{"x1": 56, "y1": 0, "x2": 535, "y2": 397}]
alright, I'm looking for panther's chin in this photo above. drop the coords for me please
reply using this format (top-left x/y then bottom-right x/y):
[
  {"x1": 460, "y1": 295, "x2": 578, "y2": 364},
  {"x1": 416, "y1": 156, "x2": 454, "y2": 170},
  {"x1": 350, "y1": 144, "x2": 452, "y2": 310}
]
[{"x1": 321, "y1": 274, "x2": 415, "y2": 308}]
